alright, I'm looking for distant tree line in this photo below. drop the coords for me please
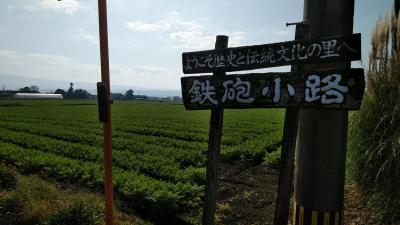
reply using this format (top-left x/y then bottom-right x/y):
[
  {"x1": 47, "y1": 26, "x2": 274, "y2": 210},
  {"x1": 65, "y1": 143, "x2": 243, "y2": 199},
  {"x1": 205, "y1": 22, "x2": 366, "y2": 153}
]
[
  {"x1": 0, "y1": 85, "x2": 41, "y2": 98},
  {"x1": 111, "y1": 89, "x2": 148, "y2": 100},
  {"x1": 18, "y1": 85, "x2": 40, "y2": 93},
  {"x1": 1, "y1": 83, "x2": 148, "y2": 100},
  {"x1": 54, "y1": 83, "x2": 94, "y2": 99}
]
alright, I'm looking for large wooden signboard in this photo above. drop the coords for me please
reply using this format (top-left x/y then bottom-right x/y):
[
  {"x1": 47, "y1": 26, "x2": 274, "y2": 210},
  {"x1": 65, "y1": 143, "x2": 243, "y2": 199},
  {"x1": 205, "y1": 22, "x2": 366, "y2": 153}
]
[
  {"x1": 181, "y1": 68, "x2": 364, "y2": 110},
  {"x1": 180, "y1": 33, "x2": 363, "y2": 225},
  {"x1": 182, "y1": 33, "x2": 361, "y2": 74}
]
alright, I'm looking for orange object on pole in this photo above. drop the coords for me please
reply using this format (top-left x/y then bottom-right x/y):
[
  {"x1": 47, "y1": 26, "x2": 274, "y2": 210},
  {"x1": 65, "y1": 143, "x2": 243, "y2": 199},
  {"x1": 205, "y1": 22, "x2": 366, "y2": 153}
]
[{"x1": 97, "y1": 0, "x2": 113, "y2": 225}]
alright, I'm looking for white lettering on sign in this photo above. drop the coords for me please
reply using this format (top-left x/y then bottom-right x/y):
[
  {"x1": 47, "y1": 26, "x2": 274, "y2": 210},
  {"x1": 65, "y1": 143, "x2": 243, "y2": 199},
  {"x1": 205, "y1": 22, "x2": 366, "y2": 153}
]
[
  {"x1": 186, "y1": 73, "x2": 351, "y2": 106},
  {"x1": 222, "y1": 78, "x2": 255, "y2": 104},
  {"x1": 296, "y1": 44, "x2": 308, "y2": 60},
  {"x1": 320, "y1": 40, "x2": 340, "y2": 58},
  {"x1": 184, "y1": 38, "x2": 352, "y2": 72},
  {"x1": 337, "y1": 41, "x2": 357, "y2": 53},
  {"x1": 261, "y1": 86, "x2": 269, "y2": 96},
  {"x1": 260, "y1": 78, "x2": 295, "y2": 103},
  {"x1": 321, "y1": 74, "x2": 349, "y2": 103},
  {"x1": 287, "y1": 84, "x2": 295, "y2": 96},
  {"x1": 188, "y1": 79, "x2": 218, "y2": 105},
  {"x1": 305, "y1": 74, "x2": 348, "y2": 104},
  {"x1": 273, "y1": 77, "x2": 282, "y2": 103},
  {"x1": 260, "y1": 48, "x2": 277, "y2": 64},
  {"x1": 307, "y1": 44, "x2": 322, "y2": 57},
  {"x1": 305, "y1": 75, "x2": 321, "y2": 102}
]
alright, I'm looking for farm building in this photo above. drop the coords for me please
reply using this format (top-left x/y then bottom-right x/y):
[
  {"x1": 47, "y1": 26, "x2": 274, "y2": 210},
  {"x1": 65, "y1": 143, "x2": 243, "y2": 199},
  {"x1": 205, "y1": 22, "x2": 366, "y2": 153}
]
[{"x1": 13, "y1": 93, "x2": 63, "y2": 100}]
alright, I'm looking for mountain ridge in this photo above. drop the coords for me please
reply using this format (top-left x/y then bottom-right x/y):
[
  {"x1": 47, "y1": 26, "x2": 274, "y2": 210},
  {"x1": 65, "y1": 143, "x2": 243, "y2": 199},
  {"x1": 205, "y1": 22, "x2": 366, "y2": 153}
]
[{"x1": 0, "y1": 74, "x2": 181, "y2": 97}]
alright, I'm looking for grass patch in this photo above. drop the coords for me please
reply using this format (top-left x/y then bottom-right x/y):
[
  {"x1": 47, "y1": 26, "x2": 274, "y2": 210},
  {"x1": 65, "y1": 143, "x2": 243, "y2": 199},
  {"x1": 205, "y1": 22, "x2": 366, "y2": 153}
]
[
  {"x1": 0, "y1": 164, "x2": 16, "y2": 190},
  {"x1": 0, "y1": 166, "x2": 152, "y2": 225},
  {"x1": 44, "y1": 201, "x2": 103, "y2": 225},
  {"x1": 263, "y1": 147, "x2": 281, "y2": 167}
]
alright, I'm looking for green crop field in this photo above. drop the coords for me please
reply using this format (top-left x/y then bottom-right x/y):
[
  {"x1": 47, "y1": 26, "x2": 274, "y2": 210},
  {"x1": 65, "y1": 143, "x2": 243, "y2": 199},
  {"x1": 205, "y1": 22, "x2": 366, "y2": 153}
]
[{"x1": 0, "y1": 99, "x2": 284, "y2": 224}]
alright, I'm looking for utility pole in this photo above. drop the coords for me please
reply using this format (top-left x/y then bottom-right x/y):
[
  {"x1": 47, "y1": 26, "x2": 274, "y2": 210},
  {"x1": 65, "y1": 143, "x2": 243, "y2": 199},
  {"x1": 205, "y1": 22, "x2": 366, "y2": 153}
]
[
  {"x1": 97, "y1": 0, "x2": 113, "y2": 224},
  {"x1": 293, "y1": 1, "x2": 355, "y2": 225}
]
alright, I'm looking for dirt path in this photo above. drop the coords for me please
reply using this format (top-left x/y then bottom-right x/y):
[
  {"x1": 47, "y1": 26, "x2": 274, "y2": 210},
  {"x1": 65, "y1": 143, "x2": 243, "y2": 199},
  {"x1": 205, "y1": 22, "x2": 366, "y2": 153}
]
[
  {"x1": 343, "y1": 184, "x2": 380, "y2": 225},
  {"x1": 216, "y1": 161, "x2": 278, "y2": 225},
  {"x1": 216, "y1": 161, "x2": 377, "y2": 225}
]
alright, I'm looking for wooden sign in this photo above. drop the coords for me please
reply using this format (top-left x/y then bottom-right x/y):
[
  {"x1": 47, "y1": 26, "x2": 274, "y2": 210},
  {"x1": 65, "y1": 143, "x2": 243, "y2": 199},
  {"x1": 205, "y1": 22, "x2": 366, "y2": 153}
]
[
  {"x1": 182, "y1": 33, "x2": 361, "y2": 74},
  {"x1": 181, "y1": 68, "x2": 364, "y2": 110}
]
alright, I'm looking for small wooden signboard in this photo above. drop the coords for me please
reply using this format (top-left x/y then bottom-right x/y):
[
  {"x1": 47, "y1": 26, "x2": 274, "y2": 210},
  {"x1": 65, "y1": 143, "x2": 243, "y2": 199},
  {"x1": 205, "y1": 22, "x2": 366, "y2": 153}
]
[
  {"x1": 182, "y1": 33, "x2": 361, "y2": 74},
  {"x1": 181, "y1": 69, "x2": 364, "y2": 110}
]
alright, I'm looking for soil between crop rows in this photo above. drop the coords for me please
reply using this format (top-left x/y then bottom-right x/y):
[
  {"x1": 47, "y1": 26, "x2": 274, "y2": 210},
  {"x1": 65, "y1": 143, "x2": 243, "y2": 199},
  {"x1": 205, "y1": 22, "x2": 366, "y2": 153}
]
[{"x1": 216, "y1": 161, "x2": 376, "y2": 225}]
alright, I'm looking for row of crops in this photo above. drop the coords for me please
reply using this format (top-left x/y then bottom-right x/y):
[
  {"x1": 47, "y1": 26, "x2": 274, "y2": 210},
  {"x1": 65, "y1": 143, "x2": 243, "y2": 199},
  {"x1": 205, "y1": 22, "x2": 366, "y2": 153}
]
[{"x1": 0, "y1": 100, "x2": 284, "y2": 223}]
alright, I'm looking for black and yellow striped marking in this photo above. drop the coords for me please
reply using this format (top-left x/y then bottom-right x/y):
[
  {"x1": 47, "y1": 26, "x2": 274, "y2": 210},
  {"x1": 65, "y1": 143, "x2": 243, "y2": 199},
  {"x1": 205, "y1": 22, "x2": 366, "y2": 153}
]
[{"x1": 293, "y1": 202, "x2": 342, "y2": 225}]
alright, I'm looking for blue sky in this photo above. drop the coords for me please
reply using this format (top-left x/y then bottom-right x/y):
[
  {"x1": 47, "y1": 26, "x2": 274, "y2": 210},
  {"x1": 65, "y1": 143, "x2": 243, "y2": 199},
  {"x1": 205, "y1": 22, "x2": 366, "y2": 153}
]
[{"x1": 0, "y1": 0, "x2": 394, "y2": 91}]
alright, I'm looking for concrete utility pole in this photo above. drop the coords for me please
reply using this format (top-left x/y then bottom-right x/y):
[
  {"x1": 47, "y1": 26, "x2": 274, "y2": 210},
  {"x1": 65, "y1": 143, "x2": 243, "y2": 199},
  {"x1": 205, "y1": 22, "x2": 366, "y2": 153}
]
[{"x1": 293, "y1": 1, "x2": 355, "y2": 225}]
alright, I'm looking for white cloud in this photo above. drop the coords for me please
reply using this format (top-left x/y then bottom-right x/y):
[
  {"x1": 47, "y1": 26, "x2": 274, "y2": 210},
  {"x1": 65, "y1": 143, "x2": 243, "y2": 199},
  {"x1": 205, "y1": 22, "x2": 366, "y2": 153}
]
[
  {"x1": 0, "y1": 50, "x2": 22, "y2": 60},
  {"x1": 229, "y1": 32, "x2": 247, "y2": 46},
  {"x1": 126, "y1": 12, "x2": 246, "y2": 49},
  {"x1": 170, "y1": 31, "x2": 246, "y2": 49},
  {"x1": 74, "y1": 31, "x2": 99, "y2": 45},
  {"x1": 38, "y1": 0, "x2": 81, "y2": 14},
  {"x1": 169, "y1": 30, "x2": 214, "y2": 49},
  {"x1": 126, "y1": 12, "x2": 200, "y2": 33},
  {"x1": 126, "y1": 20, "x2": 170, "y2": 32},
  {"x1": 8, "y1": 4, "x2": 13, "y2": 12},
  {"x1": 110, "y1": 64, "x2": 169, "y2": 76},
  {"x1": 274, "y1": 30, "x2": 289, "y2": 36},
  {"x1": 4, "y1": 51, "x2": 99, "y2": 82},
  {"x1": 0, "y1": 50, "x2": 176, "y2": 89},
  {"x1": 110, "y1": 63, "x2": 178, "y2": 89}
]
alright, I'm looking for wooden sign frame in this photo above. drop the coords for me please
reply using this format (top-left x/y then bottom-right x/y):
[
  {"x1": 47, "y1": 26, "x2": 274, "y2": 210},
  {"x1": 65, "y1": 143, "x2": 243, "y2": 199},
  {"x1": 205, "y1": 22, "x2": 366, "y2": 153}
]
[{"x1": 180, "y1": 33, "x2": 363, "y2": 225}]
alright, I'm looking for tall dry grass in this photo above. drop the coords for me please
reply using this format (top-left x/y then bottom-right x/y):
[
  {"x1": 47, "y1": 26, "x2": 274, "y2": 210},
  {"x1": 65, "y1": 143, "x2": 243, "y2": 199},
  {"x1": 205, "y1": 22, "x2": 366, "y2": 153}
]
[{"x1": 348, "y1": 2, "x2": 400, "y2": 224}]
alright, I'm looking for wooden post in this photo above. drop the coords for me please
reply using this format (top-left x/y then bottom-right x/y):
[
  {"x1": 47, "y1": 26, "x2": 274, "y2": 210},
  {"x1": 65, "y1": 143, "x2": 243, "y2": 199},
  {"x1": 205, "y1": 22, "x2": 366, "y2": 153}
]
[
  {"x1": 273, "y1": 23, "x2": 307, "y2": 225},
  {"x1": 293, "y1": 1, "x2": 354, "y2": 225},
  {"x1": 97, "y1": 0, "x2": 113, "y2": 224},
  {"x1": 202, "y1": 35, "x2": 228, "y2": 225}
]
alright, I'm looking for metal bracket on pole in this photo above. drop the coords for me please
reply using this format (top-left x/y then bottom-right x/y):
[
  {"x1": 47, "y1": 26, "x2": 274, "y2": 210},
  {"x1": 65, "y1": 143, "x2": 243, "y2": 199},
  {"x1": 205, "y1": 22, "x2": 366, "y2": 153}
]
[
  {"x1": 286, "y1": 21, "x2": 304, "y2": 27},
  {"x1": 97, "y1": 82, "x2": 109, "y2": 123}
]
